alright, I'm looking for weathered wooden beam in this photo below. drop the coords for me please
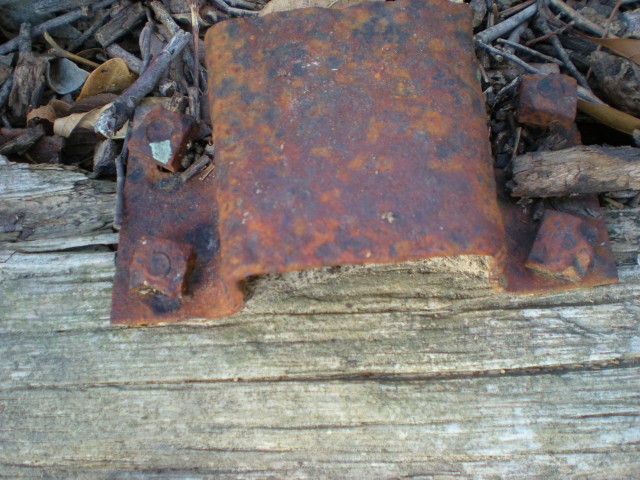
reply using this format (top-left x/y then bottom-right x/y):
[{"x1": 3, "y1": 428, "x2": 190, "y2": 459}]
[
  {"x1": 1, "y1": 368, "x2": 639, "y2": 477},
  {"x1": 1, "y1": 160, "x2": 639, "y2": 478},
  {"x1": 511, "y1": 145, "x2": 640, "y2": 197}
]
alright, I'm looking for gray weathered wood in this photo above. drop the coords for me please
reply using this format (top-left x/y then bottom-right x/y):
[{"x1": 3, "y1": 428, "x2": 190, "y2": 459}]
[
  {"x1": 511, "y1": 145, "x2": 640, "y2": 197},
  {"x1": 1, "y1": 368, "x2": 639, "y2": 478},
  {"x1": 1, "y1": 161, "x2": 639, "y2": 478}
]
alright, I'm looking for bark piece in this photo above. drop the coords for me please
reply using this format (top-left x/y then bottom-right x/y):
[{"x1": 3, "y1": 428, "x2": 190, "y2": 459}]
[
  {"x1": 511, "y1": 145, "x2": 640, "y2": 197},
  {"x1": 8, "y1": 24, "x2": 47, "y2": 124},
  {"x1": 94, "y1": 2, "x2": 146, "y2": 48},
  {"x1": 590, "y1": 50, "x2": 640, "y2": 118},
  {"x1": 0, "y1": 124, "x2": 44, "y2": 155}
]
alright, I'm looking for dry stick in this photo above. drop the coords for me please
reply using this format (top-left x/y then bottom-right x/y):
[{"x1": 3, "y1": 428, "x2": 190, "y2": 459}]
[
  {"x1": 510, "y1": 145, "x2": 640, "y2": 197},
  {"x1": 475, "y1": 3, "x2": 538, "y2": 44},
  {"x1": 189, "y1": 0, "x2": 200, "y2": 95},
  {"x1": 547, "y1": 0, "x2": 611, "y2": 37},
  {"x1": 212, "y1": 0, "x2": 260, "y2": 17},
  {"x1": 139, "y1": 21, "x2": 154, "y2": 72},
  {"x1": 188, "y1": 0, "x2": 202, "y2": 122},
  {"x1": 475, "y1": 40, "x2": 601, "y2": 104},
  {"x1": 0, "y1": 125, "x2": 45, "y2": 155},
  {"x1": 34, "y1": 0, "x2": 92, "y2": 15},
  {"x1": 0, "y1": 0, "x2": 118, "y2": 56},
  {"x1": 67, "y1": 8, "x2": 110, "y2": 53},
  {"x1": 225, "y1": 0, "x2": 262, "y2": 10},
  {"x1": 500, "y1": 0, "x2": 536, "y2": 18},
  {"x1": 106, "y1": 44, "x2": 142, "y2": 75},
  {"x1": 0, "y1": 73, "x2": 13, "y2": 111},
  {"x1": 150, "y1": 1, "x2": 196, "y2": 84},
  {"x1": 95, "y1": 30, "x2": 191, "y2": 138},
  {"x1": 525, "y1": 20, "x2": 574, "y2": 46},
  {"x1": 534, "y1": 16, "x2": 590, "y2": 89},
  {"x1": 43, "y1": 31, "x2": 100, "y2": 68},
  {"x1": 497, "y1": 38, "x2": 563, "y2": 64},
  {"x1": 94, "y1": 1, "x2": 146, "y2": 48},
  {"x1": 180, "y1": 153, "x2": 211, "y2": 183},
  {"x1": 113, "y1": 129, "x2": 131, "y2": 231}
]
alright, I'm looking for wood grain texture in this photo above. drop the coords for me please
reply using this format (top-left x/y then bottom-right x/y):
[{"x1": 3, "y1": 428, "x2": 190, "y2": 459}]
[
  {"x1": 511, "y1": 145, "x2": 640, "y2": 197},
  {"x1": 1, "y1": 161, "x2": 639, "y2": 478}
]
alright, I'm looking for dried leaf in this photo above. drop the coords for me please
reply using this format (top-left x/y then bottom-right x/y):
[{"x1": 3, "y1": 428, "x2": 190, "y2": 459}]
[
  {"x1": 260, "y1": 0, "x2": 382, "y2": 15},
  {"x1": 77, "y1": 58, "x2": 135, "y2": 101},
  {"x1": 27, "y1": 98, "x2": 71, "y2": 128},
  {"x1": 53, "y1": 104, "x2": 111, "y2": 137},
  {"x1": 26, "y1": 104, "x2": 57, "y2": 127},
  {"x1": 46, "y1": 58, "x2": 89, "y2": 95},
  {"x1": 583, "y1": 35, "x2": 640, "y2": 65},
  {"x1": 578, "y1": 99, "x2": 640, "y2": 135},
  {"x1": 53, "y1": 112, "x2": 89, "y2": 137}
]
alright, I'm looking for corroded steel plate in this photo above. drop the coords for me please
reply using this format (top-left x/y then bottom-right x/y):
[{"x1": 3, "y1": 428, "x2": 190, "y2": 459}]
[
  {"x1": 207, "y1": 0, "x2": 505, "y2": 298},
  {"x1": 111, "y1": 0, "x2": 617, "y2": 325}
]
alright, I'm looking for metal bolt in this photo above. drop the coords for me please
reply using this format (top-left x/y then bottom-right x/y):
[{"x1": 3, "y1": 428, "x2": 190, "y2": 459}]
[
  {"x1": 525, "y1": 210, "x2": 597, "y2": 282},
  {"x1": 127, "y1": 105, "x2": 199, "y2": 172},
  {"x1": 145, "y1": 119, "x2": 173, "y2": 143},
  {"x1": 129, "y1": 237, "x2": 194, "y2": 298},
  {"x1": 517, "y1": 74, "x2": 577, "y2": 129}
]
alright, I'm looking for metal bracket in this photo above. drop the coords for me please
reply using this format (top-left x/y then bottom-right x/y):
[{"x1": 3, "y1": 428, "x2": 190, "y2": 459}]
[{"x1": 111, "y1": 0, "x2": 617, "y2": 325}]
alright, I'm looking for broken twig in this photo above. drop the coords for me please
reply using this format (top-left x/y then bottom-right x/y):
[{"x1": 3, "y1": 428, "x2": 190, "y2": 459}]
[{"x1": 95, "y1": 30, "x2": 191, "y2": 138}]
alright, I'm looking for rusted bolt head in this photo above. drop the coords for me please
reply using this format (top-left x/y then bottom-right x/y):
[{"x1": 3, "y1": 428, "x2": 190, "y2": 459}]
[
  {"x1": 129, "y1": 237, "x2": 195, "y2": 298},
  {"x1": 525, "y1": 210, "x2": 597, "y2": 282},
  {"x1": 145, "y1": 119, "x2": 173, "y2": 143},
  {"x1": 128, "y1": 105, "x2": 199, "y2": 172},
  {"x1": 517, "y1": 74, "x2": 577, "y2": 129}
]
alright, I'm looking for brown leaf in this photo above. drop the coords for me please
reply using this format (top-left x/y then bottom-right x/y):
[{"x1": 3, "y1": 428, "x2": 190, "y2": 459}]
[
  {"x1": 77, "y1": 58, "x2": 136, "y2": 101},
  {"x1": 578, "y1": 99, "x2": 640, "y2": 135},
  {"x1": 260, "y1": 0, "x2": 382, "y2": 15},
  {"x1": 26, "y1": 104, "x2": 57, "y2": 128},
  {"x1": 54, "y1": 104, "x2": 113, "y2": 138},
  {"x1": 583, "y1": 35, "x2": 640, "y2": 65},
  {"x1": 26, "y1": 99, "x2": 72, "y2": 131}
]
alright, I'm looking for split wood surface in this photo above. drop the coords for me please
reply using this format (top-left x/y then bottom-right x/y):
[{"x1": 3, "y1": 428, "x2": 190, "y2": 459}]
[
  {"x1": 511, "y1": 145, "x2": 640, "y2": 197},
  {"x1": 1, "y1": 161, "x2": 639, "y2": 478}
]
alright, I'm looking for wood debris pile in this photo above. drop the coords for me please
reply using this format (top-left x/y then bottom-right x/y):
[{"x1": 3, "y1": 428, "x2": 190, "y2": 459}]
[{"x1": 0, "y1": 0, "x2": 638, "y2": 217}]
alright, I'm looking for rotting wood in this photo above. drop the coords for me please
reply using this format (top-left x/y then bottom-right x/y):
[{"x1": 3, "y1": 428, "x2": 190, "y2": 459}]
[
  {"x1": 511, "y1": 145, "x2": 640, "y2": 197},
  {"x1": 0, "y1": 161, "x2": 639, "y2": 477}
]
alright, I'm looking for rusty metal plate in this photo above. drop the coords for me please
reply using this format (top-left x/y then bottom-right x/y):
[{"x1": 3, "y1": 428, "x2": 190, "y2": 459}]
[{"x1": 111, "y1": 0, "x2": 617, "y2": 325}]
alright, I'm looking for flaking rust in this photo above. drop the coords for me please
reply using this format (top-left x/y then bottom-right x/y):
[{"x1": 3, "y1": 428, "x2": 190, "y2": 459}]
[{"x1": 111, "y1": 0, "x2": 617, "y2": 325}]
